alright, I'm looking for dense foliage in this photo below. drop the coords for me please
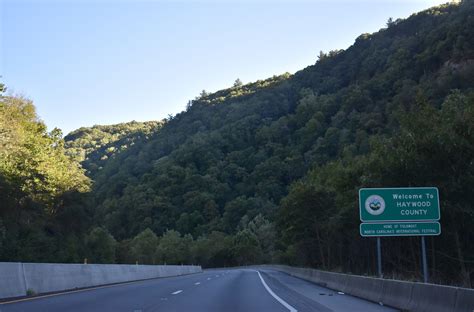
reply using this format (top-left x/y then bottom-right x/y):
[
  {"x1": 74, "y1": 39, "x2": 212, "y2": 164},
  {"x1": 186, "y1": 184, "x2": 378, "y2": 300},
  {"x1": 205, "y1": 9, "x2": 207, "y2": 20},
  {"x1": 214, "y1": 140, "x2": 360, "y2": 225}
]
[
  {"x1": 278, "y1": 91, "x2": 474, "y2": 286},
  {"x1": 0, "y1": 91, "x2": 91, "y2": 262},
  {"x1": 64, "y1": 121, "x2": 162, "y2": 177},
  {"x1": 1, "y1": 1, "x2": 473, "y2": 287}
]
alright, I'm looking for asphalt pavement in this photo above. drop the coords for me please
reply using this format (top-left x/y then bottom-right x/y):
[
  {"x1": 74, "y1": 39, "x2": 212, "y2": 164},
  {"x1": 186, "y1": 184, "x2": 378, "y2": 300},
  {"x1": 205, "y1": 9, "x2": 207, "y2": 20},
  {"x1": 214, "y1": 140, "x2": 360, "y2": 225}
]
[{"x1": 0, "y1": 268, "x2": 398, "y2": 312}]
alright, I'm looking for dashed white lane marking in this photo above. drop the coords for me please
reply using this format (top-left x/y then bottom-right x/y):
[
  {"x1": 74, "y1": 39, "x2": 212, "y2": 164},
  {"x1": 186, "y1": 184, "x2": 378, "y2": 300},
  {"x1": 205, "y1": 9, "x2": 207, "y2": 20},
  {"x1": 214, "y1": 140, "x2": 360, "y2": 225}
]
[
  {"x1": 171, "y1": 290, "x2": 183, "y2": 295},
  {"x1": 255, "y1": 270, "x2": 297, "y2": 312},
  {"x1": 215, "y1": 275, "x2": 219, "y2": 277},
  {"x1": 207, "y1": 277, "x2": 211, "y2": 280},
  {"x1": 195, "y1": 282, "x2": 201, "y2": 285}
]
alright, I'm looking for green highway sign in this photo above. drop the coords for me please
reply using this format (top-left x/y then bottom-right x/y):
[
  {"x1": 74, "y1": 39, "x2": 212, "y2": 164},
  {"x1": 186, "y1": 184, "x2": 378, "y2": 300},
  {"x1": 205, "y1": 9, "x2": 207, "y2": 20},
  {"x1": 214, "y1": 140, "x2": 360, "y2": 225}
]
[
  {"x1": 360, "y1": 222, "x2": 441, "y2": 237},
  {"x1": 359, "y1": 187, "x2": 440, "y2": 222}
]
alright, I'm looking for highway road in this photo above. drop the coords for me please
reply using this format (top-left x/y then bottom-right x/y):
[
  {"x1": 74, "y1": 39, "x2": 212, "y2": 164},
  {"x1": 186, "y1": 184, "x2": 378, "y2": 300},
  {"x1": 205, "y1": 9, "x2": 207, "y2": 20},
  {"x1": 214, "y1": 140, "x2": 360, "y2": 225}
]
[{"x1": 0, "y1": 268, "x2": 398, "y2": 312}]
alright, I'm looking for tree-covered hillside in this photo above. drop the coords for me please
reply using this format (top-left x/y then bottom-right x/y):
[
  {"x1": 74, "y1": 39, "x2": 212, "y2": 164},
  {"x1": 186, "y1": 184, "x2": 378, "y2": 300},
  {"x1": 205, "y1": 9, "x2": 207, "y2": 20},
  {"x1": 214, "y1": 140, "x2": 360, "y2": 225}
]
[
  {"x1": 1, "y1": 1, "x2": 473, "y2": 287},
  {"x1": 77, "y1": 1, "x2": 472, "y2": 285},
  {"x1": 64, "y1": 121, "x2": 162, "y2": 177}
]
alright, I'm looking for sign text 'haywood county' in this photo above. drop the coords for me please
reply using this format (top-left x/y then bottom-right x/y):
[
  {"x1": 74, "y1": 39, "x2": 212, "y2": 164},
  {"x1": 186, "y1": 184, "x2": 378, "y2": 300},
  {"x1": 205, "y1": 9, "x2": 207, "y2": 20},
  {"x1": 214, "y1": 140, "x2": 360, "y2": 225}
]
[{"x1": 359, "y1": 187, "x2": 440, "y2": 222}]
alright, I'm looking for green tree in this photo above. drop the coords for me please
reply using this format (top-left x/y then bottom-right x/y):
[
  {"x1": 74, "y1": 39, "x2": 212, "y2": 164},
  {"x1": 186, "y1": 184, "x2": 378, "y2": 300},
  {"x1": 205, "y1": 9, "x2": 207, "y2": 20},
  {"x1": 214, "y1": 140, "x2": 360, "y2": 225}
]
[
  {"x1": 191, "y1": 231, "x2": 233, "y2": 268},
  {"x1": 85, "y1": 227, "x2": 117, "y2": 264},
  {"x1": 232, "y1": 229, "x2": 263, "y2": 265},
  {"x1": 0, "y1": 92, "x2": 91, "y2": 262},
  {"x1": 246, "y1": 214, "x2": 276, "y2": 263},
  {"x1": 156, "y1": 230, "x2": 192, "y2": 264},
  {"x1": 233, "y1": 79, "x2": 243, "y2": 87},
  {"x1": 130, "y1": 228, "x2": 159, "y2": 264},
  {"x1": 0, "y1": 95, "x2": 90, "y2": 213}
]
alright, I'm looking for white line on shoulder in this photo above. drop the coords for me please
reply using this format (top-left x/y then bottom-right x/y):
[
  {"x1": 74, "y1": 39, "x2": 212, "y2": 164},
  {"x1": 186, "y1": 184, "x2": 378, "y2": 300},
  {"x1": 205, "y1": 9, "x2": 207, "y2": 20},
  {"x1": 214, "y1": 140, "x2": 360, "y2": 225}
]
[{"x1": 255, "y1": 270, "x2": 297, "y2": 312}]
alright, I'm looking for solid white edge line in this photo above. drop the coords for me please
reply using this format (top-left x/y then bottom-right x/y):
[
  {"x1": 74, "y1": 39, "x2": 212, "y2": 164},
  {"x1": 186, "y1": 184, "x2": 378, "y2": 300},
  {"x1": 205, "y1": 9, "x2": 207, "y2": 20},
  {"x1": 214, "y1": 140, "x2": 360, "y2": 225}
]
[
  {"x1": 171, "y1": 290, "x2": 183, "y2": 295},
  {"x1": 255, "y1": 270, "x2": 297, "y2": 312}
]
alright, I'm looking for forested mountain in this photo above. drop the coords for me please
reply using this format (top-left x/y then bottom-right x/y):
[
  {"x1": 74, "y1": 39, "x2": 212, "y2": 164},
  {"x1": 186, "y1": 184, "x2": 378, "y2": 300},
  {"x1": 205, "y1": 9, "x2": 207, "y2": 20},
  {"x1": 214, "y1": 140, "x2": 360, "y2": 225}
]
[
  {"x1": 82, "y1": 1, "x2": 473, "y2": 285},
  {"x1": 64, "y1": 121, "x2": 162, "y2": 177},
  {"x1": 1, "y1": 1, "x2": 473, "y2": 287}
]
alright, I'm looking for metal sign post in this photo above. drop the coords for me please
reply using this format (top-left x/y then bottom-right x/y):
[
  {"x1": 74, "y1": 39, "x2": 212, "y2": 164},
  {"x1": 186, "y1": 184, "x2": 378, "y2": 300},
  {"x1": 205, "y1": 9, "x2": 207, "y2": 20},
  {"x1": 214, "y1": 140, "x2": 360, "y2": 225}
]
[
  {"x1": 421, "y1": 236, "x2": 429, "y2": 283},
  {"x1": 359, "y1": 187, "x2": 441, "y2": 283},
  {"x1": 377, "y1": 237, "x2": 382, "y2": 278}
]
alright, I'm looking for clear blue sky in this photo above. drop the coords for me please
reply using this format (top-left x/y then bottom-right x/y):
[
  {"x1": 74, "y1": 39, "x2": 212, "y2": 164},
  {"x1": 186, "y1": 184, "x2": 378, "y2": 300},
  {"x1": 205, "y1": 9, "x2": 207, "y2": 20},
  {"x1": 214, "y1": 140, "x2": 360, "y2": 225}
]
[{"x1": 1, "y1": 0, "x2": 448, "y2": 134}]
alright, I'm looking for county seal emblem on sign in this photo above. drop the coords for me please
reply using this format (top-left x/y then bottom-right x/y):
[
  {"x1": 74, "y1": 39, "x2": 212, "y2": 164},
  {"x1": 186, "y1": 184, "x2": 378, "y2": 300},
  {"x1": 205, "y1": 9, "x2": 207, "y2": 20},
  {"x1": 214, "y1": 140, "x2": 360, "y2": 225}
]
[{"x1": 365, "y1": 195, "x2": 385, "y2": 216}]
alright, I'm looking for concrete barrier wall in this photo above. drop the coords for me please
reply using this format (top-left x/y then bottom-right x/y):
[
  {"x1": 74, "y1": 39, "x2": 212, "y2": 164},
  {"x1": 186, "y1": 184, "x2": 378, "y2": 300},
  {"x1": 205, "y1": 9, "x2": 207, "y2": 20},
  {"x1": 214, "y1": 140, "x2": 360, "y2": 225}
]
[
  {"x1": 407, "y1": 282, "x2": 458, "y2": 312},
  {"x1": 0, "y1": 263, "x2": 27, "y2": 299},
  {"x1": 455, "y1": 287, "x2": 474, "y2": 312},
  {"x1": 256, "y1": 265, "x2": 474, "y2": 312},
  {"x1": 380, "y1": 278, "x2": 413, "y2": 310},
  {"x1": 0, "y1": 262, "x2": 202, "y2": 300}
]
